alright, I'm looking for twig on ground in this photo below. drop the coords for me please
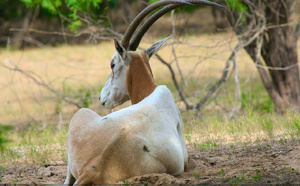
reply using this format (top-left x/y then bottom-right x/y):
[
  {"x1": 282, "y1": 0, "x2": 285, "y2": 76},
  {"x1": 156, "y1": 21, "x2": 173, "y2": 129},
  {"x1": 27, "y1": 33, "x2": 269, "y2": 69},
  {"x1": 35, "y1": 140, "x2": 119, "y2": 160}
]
[{"x1": 22, "y1": 168, "x2": 43, "y2": 185}]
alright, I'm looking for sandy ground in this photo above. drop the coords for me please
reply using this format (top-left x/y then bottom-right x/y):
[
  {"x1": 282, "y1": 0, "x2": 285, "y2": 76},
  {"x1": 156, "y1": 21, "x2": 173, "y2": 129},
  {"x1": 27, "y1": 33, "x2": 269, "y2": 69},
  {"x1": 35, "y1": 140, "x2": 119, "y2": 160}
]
[{"x1": 1, "y1": 139, "x2": 299, "y2": 185}]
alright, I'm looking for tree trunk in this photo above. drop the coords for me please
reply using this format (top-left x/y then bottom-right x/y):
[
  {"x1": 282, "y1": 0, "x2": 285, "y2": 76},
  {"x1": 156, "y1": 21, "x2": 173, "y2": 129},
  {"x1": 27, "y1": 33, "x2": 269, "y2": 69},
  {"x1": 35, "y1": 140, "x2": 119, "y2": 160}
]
[
  {"x1": 227, "y1": 0, "x2": 299, "y2": 113},
  {"x1": 13, "y1": 8, "x2": 32, "y2": 49},
  {"x1": 262, "y1": 0, "x2": 300, "y2": 112}
]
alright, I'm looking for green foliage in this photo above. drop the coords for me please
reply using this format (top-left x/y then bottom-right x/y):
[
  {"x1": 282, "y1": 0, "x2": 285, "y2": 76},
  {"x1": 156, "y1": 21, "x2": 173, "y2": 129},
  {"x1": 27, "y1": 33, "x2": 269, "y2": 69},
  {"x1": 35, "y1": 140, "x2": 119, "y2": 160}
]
[
  {"x1": 241, "y1": 91, "x2": 253, "y2": 109},
  {"x1": 66, "y1": 0, "x2": 103, "y2": 10},
  {"x1": 19, "y1": 0, "x2": 109, "y2": 33},
  {"x1": 75, "y1": 89, "x2": 93, "y2": 108},
  {"x1": 225, "y1": 0, "x2": 248, "y2": 13},
  {"x1": 192, "y1": 172, "x2": 201, "y2": 179},
  {"x1": 20, "y1": 0, "x2": 104, "y2": 14},
  {"x1": 0, "y1": 166, "x2": 6, "y2": 178},
  {"x1": 68, "y1": 19, "x2": 82, "y2": 33},
  {"x1": 258, "y1": 97, "x2": 274, "y2": 113},
  {"x1": 220, "y1": 169, "x2": 225, "y2": 178},
  {"x1": 252, "y1": 169, "x2": 261, "y2": 182},
  {"x1": 121, "y1": 179, "x2": 131, "y2": 186},
  {"x1": 55, "y1": 98, "x2": 63, "y2": 114},
  {"x1": 230, "y1": 145, "x2": 236, "y2": 152},
  {"x1": 66, "y1": 0, "x2": 104, "y2": 33},
  {"x1": 0, "y1": 125, "x2": 14, "y2": 152},
  {"x1": 241, "y1": 91, "x2": 274, "y2": 113},
  {"x1": 228, "y1": 174, "x2": 247, "y2": 185},
  {"x1": 82, "y1": 91, "x2": 92, "y2": 108},
  {"x1": 12, "y1": 178, "x2": 18, "y2": 185},
  {"x1": 293, "y1": 120, "x2": 300, "y2": 136},
  {"x1": 225, "y1": 0, "x2": 248, "y2": 23},
  {"x1": 20, "y1": 0, "x2": 62, "y2": 14}
]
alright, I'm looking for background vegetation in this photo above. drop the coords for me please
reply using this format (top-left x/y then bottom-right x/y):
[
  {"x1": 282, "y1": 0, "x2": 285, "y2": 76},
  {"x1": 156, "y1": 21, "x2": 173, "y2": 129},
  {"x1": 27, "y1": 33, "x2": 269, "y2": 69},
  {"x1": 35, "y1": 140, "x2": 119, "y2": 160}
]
[{"x1": 0, "y1": 1, "x2": 300, "y2": 184}]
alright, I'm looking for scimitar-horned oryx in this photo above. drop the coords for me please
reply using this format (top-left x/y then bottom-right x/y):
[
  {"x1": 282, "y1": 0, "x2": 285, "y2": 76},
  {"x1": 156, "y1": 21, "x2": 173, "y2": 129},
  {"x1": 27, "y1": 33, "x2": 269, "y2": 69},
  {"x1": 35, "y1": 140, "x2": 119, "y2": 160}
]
[{"x1": 64, "y1": 0, "x2": 223, "y2": 184}]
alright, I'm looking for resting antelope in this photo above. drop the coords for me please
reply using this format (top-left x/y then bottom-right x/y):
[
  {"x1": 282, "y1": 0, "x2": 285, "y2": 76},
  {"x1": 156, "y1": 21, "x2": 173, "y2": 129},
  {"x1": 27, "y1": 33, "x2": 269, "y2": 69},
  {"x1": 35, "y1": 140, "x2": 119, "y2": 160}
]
[{"x1": 64, "y1": 0, "x2": 223, "y2": 184}]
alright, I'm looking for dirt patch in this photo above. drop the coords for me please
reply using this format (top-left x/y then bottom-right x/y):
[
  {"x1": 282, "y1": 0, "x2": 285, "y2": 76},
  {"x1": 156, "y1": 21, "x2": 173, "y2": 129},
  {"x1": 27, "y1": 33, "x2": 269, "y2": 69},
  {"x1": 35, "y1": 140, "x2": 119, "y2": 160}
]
[{"x1": 1, "y1": 140, "x2": 299, "y2": 185}]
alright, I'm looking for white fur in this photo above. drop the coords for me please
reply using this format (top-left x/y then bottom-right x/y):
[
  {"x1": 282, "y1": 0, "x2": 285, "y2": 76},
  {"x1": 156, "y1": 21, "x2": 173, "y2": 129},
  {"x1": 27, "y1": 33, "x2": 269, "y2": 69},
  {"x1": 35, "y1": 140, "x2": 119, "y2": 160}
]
[
  {"x1": 100, "y1": 52, "x2": 130, "y2": 109},
  {"x1": 64, "y1": 86, "x2": 188, "y2": 184}
]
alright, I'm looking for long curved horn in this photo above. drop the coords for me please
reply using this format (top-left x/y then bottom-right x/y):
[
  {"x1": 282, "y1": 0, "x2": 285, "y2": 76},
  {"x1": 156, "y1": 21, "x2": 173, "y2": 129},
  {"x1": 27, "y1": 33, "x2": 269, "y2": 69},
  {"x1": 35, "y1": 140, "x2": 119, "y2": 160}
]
[
  {"x1": 128, "y1": 0, "x2": 225, "y2": 51},
  {"x1": 121, "y1": 0, "x2": 193, "y2": 49}
]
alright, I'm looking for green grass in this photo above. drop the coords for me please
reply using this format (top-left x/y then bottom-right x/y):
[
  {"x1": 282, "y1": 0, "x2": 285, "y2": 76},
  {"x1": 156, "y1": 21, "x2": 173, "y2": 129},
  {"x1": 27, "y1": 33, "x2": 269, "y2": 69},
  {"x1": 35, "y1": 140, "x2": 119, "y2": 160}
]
[
  {"x1": 1, "y1": 105, "x2": 300, "y2": 167},
  {"x1": 183, "y1": 107, "x2": 300, "y2": 150},
  {"x1": 0, "y1": 125, "x2": 14, "y2": 152},
  {"x1": 0, "y1": 122, "x2": 68, "y2": 166}
]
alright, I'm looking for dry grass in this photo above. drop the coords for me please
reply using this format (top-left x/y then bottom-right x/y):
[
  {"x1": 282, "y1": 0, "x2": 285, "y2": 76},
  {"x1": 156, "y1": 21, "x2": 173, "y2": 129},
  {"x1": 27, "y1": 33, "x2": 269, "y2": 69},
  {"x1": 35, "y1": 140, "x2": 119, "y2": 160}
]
[
  {"x1": 0, "y1": 32, "x2": 258, "y2": 123},
  {"x1": 1, "y1": 43, "x2": 113, "y2": 121}
]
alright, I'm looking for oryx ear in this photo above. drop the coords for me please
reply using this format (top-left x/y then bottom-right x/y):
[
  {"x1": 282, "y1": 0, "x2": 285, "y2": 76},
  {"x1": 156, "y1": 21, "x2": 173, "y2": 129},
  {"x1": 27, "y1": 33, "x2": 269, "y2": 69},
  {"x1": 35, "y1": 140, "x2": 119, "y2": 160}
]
[
  {"x1": 114, "y1": 38, "x2": 130, "y2": 65},
  {"x1": 145, "y1": 35, "x2": 172, "y2": 60}
]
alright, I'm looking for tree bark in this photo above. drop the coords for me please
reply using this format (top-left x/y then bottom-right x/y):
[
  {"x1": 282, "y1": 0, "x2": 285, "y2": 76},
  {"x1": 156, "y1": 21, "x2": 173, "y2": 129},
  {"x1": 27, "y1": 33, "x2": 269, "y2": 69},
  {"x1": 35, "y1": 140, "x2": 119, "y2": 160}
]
[{"x1": 262, "y1": 0, "x2": 300, "y2": 112}]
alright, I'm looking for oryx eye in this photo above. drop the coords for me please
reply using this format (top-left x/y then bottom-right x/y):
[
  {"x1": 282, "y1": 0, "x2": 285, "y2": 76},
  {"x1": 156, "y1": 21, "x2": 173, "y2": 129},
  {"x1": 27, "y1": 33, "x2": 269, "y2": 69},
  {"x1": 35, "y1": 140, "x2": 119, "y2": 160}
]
[{"x1": 110, "y1": 63, "x2": 115, "y2": 69}]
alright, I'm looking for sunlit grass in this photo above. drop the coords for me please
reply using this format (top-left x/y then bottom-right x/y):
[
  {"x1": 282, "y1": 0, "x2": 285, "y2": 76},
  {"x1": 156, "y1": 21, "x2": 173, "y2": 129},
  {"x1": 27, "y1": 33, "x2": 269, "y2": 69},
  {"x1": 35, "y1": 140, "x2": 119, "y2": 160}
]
[{"x1": 183, "y1": 109, "x2": 300, "y2": 150}]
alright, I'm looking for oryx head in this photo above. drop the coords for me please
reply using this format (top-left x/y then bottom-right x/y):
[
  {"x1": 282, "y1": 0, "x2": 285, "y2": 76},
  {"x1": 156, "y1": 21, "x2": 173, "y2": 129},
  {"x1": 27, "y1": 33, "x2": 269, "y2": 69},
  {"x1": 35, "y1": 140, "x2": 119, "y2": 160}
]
[
  {"x1": 100, "y1": 37, "x2": 171, "y2": 109},
  {"x1": 99, "y1": 39, "x2": 131, "y2": 109}
]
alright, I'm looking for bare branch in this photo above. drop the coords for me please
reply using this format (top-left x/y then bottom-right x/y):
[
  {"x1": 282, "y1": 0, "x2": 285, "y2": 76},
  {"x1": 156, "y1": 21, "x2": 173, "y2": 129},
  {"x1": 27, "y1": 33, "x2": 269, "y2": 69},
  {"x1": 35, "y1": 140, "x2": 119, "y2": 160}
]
[
  {"x1": 155, "y1": 43, "x2": 243, "y2": 111},
  {"x1": 1, "y1": 61, "x2": 83, "y2": 109},
  {"x1": 77, "y1": 11, "x2": 123, "y2": 39},
  {"x1": 9, "y1": 28, "x2": 115, "y2": 41},
  {"x1": 155, "y1": 53, "x2": 191, "y2": 110},
  {"x1": 171, "y1": 10, "x2": 187, "y2": 87},
  {"x1": 191, "y1": 44, "x2": 240, "y2": 110}
]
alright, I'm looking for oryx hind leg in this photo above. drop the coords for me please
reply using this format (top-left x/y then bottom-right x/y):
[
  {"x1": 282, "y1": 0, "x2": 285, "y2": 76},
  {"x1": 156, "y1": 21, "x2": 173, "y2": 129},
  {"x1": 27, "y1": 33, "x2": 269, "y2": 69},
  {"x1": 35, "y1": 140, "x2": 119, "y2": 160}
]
[{"x1": 64, "y1": 165, "x2": 76, "y2": 185}]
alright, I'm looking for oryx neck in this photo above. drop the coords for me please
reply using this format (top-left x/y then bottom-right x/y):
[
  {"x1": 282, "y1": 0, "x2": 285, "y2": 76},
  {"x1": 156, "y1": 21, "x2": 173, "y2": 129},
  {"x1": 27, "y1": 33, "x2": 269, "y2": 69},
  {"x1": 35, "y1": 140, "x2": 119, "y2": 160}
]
[{"x1": 126, "y1": 51, "x2": 158, "y2": 105}]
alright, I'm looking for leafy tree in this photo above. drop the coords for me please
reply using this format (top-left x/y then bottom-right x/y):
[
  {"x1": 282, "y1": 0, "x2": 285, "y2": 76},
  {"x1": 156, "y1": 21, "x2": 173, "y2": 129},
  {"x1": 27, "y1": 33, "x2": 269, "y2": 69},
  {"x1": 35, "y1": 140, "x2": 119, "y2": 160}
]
[{"x1": 20, "y1": 0, "x2": 112, "y2": 32}]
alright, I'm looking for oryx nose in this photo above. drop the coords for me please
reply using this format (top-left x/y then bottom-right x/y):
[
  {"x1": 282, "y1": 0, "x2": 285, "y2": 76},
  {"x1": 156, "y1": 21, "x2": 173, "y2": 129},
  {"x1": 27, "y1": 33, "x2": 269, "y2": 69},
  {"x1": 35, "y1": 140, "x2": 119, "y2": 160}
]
[
  {"x1": 100, "y1": 100, "x2": 106, "y2": 106},
  {"x1": 99, "y1": 96, "x2": 105, "y2": 106}
]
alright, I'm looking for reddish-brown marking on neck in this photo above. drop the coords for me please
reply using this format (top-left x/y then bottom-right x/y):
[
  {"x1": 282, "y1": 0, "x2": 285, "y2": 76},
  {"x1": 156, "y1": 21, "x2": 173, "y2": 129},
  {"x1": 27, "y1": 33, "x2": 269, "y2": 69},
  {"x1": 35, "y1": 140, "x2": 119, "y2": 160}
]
[{"x1": 126, "y1": 51, "x2": 158, "y2": 104}]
